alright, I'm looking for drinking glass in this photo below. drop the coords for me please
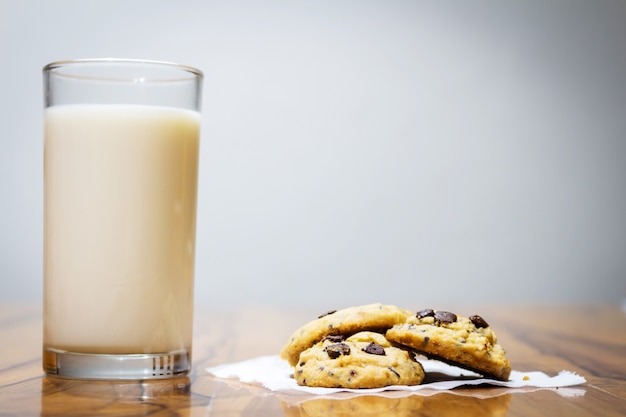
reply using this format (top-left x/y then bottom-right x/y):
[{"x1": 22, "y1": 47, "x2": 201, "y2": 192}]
[{"x1": 43, "y1": 58, "x2": 203, "y2": 379}]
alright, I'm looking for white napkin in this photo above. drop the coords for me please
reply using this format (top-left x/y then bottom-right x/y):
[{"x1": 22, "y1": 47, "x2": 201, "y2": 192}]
[{"x1": 206, "y1": 355, "x2": 586, "y2": 396}]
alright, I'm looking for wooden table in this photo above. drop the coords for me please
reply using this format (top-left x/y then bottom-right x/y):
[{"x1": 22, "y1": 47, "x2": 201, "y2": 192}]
[{"x1": 0, "y1": 303, "x2": 624, "y2": 416}]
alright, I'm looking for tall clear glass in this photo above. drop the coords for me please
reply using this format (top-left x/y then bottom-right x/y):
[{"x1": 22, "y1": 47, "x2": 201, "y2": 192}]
[{"x1": 43, "y1": 59, "x2": 203, "y2": 379}]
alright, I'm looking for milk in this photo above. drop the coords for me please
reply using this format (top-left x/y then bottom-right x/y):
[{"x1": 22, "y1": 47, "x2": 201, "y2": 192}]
[{"x1": 44, "y1": 104, "x2": 200, "y2": 354}]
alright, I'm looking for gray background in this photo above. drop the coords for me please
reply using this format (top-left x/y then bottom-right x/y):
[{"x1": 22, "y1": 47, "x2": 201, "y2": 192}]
[{"x1": 1, "y1": 0, "x2": 625, "y2": 311}]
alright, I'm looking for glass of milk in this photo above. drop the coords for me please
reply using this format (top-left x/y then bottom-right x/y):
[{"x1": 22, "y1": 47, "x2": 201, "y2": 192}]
[{"x1": 42, "y1": 59, "x2": 203, "y2": 379}]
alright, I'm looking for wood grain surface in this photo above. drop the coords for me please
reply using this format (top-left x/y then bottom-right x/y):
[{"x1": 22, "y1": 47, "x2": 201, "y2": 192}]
[{"x1": 0, "y1": 303, "x2": 624, "y2": 416}]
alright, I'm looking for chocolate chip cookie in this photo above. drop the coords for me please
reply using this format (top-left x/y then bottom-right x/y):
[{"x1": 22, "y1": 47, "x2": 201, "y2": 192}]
[
  {"x1": 386, "y1": 309, "x2": 511, "y2": 380},
  {"x1": 280, "y1": 303, "x2": 414, "y2": 367},
  {"x1": 294, "y1": 331, "x2": 425, "y2": 388}
]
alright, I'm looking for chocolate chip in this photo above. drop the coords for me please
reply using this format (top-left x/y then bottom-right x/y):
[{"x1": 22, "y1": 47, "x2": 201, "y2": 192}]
[
  {"x1": 325, "y1": 343, "x2": 351, "y2": 359},
  {"x1": 470, "y1": 314, "x2": 489, "y2": 328},
  {"x1": 416, "y1": 309, "x2": 435, "y2": 319},
  {"x1": 322, "y1": 335, "x2": 345, "y2": 343},
  {"x1": 318, "y1": 310, "x2": 337, "y2": 318},
  {"x1": 362, "y1": 342, "x2": 386, "y2": 356},
  {"x1": 434, "y1": 310, "x2": 457, "y2": 325}
]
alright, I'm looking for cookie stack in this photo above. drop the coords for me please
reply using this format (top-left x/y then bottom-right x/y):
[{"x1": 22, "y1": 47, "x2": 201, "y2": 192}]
[{"x1": 280, "y1": 303, "x2": 512, "y2": 388}]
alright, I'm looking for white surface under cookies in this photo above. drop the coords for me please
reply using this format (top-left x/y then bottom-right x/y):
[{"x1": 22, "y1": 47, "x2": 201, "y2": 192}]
[{"x1": 206, "y1": 355, "x2": 586, "y2": 396}]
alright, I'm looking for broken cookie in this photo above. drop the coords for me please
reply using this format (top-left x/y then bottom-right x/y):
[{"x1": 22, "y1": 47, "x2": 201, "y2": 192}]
[{"x1": 386, "y1": 309, "x2": 512, "y2": 380}]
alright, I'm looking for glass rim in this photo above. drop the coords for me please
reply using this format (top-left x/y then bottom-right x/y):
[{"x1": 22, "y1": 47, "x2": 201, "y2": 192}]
[{"x1": 43, "y1": 58, "x2": 203, "y2": 82}]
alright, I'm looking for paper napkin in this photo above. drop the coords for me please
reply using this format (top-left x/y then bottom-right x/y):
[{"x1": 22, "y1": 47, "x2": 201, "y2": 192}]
[{"x1": 206, "y1": 355, "x2": 586, "y2": 396}]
